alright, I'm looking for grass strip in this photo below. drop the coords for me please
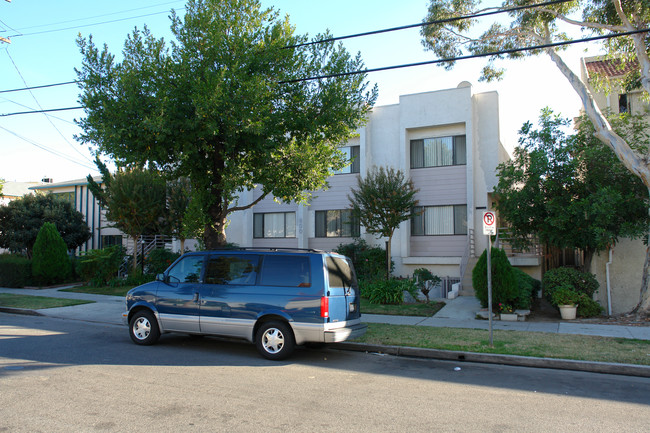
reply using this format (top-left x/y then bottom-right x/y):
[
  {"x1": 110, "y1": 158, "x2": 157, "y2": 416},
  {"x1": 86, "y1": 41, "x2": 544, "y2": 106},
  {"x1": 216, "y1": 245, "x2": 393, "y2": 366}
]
[
  {"x1": 61, "y1": 286, "x2": 132, "y2": 297},
  {"x1": 0, "y1": 293, "x2": 94, "y2": 310},
  {"x1": 355, "y1": 323, "x2": 650, "y2": 366},
  {"x1": 360, "y1": 298, "x2": 445, "y2": 316}
]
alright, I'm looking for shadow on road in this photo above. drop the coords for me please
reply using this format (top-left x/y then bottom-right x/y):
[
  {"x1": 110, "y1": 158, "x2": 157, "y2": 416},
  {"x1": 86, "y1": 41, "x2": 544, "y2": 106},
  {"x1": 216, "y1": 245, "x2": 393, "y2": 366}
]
[{"x1": 1, "y1": 312, "x2": 649, "y2": 406}]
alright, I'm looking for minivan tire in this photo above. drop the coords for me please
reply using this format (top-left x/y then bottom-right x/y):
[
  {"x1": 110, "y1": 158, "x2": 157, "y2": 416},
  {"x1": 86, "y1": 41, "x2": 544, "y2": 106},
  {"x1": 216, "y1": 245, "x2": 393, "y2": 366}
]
[
  {"x1": 255, "y1": 321, "x2": 295, "y2": 360},
  {"x1": 129, "y1": 310, "x2": 160, "y2": 346}
]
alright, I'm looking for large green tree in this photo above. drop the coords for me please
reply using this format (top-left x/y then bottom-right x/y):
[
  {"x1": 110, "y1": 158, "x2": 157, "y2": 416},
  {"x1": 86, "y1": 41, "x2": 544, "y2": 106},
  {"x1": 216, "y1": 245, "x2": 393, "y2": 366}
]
[
  {"x1": 348, "y1": 166, "x2": 419, "y2": 278},
  {"x1": 495, "y1": 108, "x2": 649, "y2": 272},
  {"x1": 422, "y1": 0, "x2": 650, "y2": 313},
  {"x1": 0, "y1": 194, "x2": 90, "y2": 257},
  {"x1": 87, "y1": 162, "x2": 168, "y2": 274},
  {"x1": 75, "y1": 0, "x2": 377, "y2": 249}
]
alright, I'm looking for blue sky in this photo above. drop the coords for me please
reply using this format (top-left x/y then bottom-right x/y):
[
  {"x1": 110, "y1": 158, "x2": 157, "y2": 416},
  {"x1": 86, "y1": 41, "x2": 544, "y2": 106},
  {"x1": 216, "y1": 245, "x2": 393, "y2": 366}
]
[{"x1": 0, "y1": 0, "x2": 600, "y2": 183}]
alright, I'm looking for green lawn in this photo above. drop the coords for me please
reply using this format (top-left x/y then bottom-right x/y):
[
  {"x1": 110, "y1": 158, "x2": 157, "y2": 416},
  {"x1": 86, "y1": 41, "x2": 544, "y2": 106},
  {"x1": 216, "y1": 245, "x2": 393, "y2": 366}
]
[
  {"x1": 0, "y1": 293, "x2": 94, "y2": 310},
  {"x1": 360, "y1": 298, "x2": 445, "y2": 316},
  {"x1": 356, "y1": 323, "x2": 650, "y2": 366}
]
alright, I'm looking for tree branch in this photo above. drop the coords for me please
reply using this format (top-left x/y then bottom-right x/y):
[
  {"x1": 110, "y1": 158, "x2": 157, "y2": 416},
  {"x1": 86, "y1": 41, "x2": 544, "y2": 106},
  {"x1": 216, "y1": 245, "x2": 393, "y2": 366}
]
[
  {"x1": 536, "y1": 7, "x2": 626, "y2": 33},
  {"x1": 227, "y1": 190, "x2": 270, "y2": 213},
  {"x1": 544, "y1": 47, "x2": 650, "y2": 187}
]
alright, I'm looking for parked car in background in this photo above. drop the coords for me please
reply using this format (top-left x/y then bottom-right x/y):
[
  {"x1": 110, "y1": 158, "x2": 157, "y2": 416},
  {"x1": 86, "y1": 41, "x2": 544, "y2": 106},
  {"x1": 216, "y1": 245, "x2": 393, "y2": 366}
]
[{"x1": 123, "y1": 248, "x2": 366, "y2": 360}]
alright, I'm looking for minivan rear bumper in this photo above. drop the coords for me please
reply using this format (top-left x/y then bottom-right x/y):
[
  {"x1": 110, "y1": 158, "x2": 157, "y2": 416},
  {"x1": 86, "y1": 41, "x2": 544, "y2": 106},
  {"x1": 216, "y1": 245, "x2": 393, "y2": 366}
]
[{"x1": 323, "y1": 321, "x2": 368, "y2": 343}]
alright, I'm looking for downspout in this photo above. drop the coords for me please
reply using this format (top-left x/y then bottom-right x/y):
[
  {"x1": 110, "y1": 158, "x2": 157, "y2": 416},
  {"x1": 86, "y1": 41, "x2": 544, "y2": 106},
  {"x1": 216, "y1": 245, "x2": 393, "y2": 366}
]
[{"x1": 606, "y1": 245, "x2": 613, "y2": 316}]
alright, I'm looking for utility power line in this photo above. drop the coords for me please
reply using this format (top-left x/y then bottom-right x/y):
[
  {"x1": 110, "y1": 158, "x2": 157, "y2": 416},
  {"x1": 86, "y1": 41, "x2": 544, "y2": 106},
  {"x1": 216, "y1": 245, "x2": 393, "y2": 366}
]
[{"x1": 285, "y1": 0, "x2": 575, "y2": 49}]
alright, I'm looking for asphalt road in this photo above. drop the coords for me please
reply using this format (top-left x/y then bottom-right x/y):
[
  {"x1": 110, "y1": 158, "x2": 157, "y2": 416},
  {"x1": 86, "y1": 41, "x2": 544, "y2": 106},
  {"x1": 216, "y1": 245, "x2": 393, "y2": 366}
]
[{"x1": 1, "y1": 312, "x2": 649, "y2": 432}]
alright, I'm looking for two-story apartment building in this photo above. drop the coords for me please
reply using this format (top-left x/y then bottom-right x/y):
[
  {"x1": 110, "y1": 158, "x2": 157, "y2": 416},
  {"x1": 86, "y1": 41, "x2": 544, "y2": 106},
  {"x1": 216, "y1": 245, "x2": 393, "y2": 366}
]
[{"x1": 226, "y1": 82, "x2": 511, "y2": 283}]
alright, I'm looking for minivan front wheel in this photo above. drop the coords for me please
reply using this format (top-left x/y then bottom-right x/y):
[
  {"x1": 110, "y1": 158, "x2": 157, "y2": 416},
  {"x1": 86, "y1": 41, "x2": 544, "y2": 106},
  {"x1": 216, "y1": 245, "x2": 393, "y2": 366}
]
[
  {"x1": 255, "y1": 321, "x2": 295, "y2": 360},
  {"x1": 129, "y1": 310, "x2": 160, "y2": 346}
]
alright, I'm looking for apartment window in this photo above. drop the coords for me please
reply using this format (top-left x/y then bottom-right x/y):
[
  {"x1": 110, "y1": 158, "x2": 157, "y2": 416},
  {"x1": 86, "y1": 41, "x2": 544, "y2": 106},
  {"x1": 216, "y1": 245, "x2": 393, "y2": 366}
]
[
  {"x1": 101, "y1": 235, "x2": 123, "y2": 248},
  {"x1": 618, "y1": 93, "x2": 630, "y2": 113},
  {"x1": 53, "y1": 192, "x2": 75, "y2": 204},
  {"x1": 253, "y1": 212, "x2": 296, "y2": 238},
  {"x1": 411, "y1": 205, "x2": 467, "y2": 235},
  {"x1": 410, "y1": 135, "x2": 466, "y2": 168},
  {"x1": 315, "y1": 210, "x2": 360, "y2": 238},
  {"x1": 336, "y1": 145, "x2": 360, "y2": 174}
]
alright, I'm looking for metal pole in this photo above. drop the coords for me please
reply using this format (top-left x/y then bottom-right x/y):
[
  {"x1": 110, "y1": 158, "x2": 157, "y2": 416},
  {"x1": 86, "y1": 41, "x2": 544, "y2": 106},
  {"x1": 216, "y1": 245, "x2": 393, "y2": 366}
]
[{"x1": 487, "y1": 235, "x2": 493, "y2": 347}]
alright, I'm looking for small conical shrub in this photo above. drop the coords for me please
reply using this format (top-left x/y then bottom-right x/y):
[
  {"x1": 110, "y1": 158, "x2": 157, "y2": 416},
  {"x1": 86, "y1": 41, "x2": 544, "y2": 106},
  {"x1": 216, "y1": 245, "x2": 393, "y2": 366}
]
[
  {"x1": 472, "y1": 247, "x2": 518, "y2": 310},
  {"x1": 32, "y1": 222, "x2": 71, "y2": 285}
]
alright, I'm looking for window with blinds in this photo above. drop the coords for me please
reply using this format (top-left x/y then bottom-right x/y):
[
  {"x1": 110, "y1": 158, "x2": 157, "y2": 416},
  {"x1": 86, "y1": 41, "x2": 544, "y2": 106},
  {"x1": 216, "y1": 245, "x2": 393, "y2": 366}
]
[
  {"x1": 411, "y1": 205, "x2": 467, "y2": 236},
  {"x1": 410, "y1": 135, "x2": 466, "y2": 168}
]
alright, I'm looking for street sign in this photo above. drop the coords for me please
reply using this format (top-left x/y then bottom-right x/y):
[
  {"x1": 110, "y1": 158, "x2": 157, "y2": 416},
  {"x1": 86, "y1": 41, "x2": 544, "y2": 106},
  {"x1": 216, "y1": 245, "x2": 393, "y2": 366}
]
[{"x1": 483, "y1": 211, "x2": 496, "y2": 235}]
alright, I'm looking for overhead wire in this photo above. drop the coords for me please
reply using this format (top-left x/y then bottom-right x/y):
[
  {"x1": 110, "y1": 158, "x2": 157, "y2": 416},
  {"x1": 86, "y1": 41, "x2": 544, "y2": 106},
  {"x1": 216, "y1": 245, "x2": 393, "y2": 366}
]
[
  {"x1": 0, "y1": 0, "x2": 646, "y2": 112},
  {"x1": 3, "y1": 48, "x2": 93, "y2": 163}
]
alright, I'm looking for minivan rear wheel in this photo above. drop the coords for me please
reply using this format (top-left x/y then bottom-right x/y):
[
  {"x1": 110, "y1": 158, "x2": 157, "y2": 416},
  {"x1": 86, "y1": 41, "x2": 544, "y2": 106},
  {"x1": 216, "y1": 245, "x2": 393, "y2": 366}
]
[
  {"x1": 129, "y1": 310, "x2": 160, "y2": 345},
  {"x1": 255, "y1": 321, "x2": 295, "y2": 360}
]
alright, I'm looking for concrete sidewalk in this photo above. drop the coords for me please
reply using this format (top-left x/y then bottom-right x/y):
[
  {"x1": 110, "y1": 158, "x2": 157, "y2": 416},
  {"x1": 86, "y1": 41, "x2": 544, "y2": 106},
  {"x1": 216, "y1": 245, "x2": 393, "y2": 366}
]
[{"x1": 1, "y1": 286, "x2": 649, "y2": 340}]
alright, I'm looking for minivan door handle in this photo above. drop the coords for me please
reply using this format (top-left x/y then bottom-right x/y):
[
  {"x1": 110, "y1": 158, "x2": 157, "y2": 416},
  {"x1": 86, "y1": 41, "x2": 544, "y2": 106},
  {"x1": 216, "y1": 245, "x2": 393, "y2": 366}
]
[{"x1": 193, "y1": 292, "x2": 199, "y2": 302}]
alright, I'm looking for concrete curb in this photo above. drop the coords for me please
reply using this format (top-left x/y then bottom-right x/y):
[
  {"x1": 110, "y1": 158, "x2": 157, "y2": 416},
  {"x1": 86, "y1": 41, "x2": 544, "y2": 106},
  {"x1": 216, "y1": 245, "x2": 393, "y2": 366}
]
[
  {"x1": 332, "y1": 342, "x2": 650, "y2": 378},
  {"x1": 0, "y1": 307, "x2": 43, "y2": 316}
]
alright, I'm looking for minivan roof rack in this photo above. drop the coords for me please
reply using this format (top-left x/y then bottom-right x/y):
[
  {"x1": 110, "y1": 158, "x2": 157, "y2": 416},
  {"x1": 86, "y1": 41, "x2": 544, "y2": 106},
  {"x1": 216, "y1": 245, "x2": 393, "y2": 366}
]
[{"x1": 209, "y1": 247, "x2": 331, "y2": 254}]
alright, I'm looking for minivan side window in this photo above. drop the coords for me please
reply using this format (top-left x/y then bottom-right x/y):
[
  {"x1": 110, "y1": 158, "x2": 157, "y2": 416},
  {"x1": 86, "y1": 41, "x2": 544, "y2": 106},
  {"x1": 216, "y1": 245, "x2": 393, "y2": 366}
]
[
  {"x1": 259, "y1": 255, "x2": 311, "y2": 287},
  {"x1": 326, "y1": 257, "x2": 356, "y2": 289},
  {"x1": 205, "y1": 255, "x2": 260, "y2": 285},
  {"x1": 167, "y1": 255, "x2": 204, "y2": 283}
]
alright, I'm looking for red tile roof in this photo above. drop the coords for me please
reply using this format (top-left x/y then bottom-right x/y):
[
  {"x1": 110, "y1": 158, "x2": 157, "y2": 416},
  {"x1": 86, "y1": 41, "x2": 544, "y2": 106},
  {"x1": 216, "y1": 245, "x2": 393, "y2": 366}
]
[{"x1": 585, "y1": 58, "x2": 638, "y2": 78}]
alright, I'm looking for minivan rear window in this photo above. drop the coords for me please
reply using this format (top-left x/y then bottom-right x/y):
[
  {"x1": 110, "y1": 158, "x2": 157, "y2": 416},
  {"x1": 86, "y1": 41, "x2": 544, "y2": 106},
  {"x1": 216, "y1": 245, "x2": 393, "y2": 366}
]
[
  {"x1": 259, "y1": 255, "x2": 311, "y2": 287},
  {"x1": 326, "y1": 257, "x2": 356, "y2": 289}
]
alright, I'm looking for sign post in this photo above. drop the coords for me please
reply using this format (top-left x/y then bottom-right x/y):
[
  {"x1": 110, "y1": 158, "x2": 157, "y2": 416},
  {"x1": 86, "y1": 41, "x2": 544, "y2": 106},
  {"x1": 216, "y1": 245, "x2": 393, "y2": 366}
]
[{"x1": 483, "y1": 211, "x2": 496, "y2": 347}]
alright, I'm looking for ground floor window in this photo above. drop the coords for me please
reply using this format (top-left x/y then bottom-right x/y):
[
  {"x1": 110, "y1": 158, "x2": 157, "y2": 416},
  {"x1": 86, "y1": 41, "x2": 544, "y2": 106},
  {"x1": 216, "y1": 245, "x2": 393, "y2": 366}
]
[
  {"x1": 315, "y1": 209, "x2": 360, "y2": 238},
  {"x1": 253, "y1": 212, "x2": 296, "y2": 238},
  {"x1": 101, "y1": 235, "x2": 123, "y2": 248},
  {"x1": 411, "y1": 205, "x2": 467, "y2": 235}
]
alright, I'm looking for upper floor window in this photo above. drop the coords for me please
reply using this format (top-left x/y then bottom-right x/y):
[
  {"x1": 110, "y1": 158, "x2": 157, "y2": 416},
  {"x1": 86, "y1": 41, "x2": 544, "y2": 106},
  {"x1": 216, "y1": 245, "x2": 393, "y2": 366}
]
[
  {"x1": 315, "y1": 209, "x2": 360, "y2": 238},
  {"x1": 253, "y1": 212, "x2": 296, "y2": 238},
  {"x1": 336, "y1": 145, "x2": 360, "y2": 174},
  {"x1": 410, "y1": 135, "x2": 466, "y2": 168},
  {"x1": 411, "y1": 204, "x2": 467, "y2": 236}
]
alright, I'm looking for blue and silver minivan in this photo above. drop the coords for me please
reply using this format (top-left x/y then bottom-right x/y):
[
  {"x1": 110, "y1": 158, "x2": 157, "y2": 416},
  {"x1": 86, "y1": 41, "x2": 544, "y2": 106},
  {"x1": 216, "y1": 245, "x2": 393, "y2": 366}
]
[{"x1": 123, "y1": 248, "x2": 366, "y2": 360}]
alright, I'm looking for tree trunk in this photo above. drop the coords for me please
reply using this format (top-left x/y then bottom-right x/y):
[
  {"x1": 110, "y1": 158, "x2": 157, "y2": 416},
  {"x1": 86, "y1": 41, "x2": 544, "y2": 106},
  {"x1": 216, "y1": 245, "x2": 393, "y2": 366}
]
[
  {"x1": 545, "y1": 48, "x2": 650, "y2": 314},
  {"x1": 203, "y1": 201, "x2": 228, "y2": 249}
]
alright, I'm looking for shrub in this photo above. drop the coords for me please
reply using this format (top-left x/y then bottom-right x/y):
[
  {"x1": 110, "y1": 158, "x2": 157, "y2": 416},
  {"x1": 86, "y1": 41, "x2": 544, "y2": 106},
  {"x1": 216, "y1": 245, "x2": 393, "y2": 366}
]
[
  {"x1": 31, "y1": 222, "x2": 71, "y2": 285},
  {"x1": 335, "y1": 239, "x2": 393, "y2": 281},
  {"x1": 550, "y1": 285, "x2": 581, "y2": 306},
  {"x1": 76, "y1": 246, "x2": 124, "y2": 286},
  {"x1": 543, "y1": 267, "x2": 599, "y2": 303},
  {"x1": 144, "y1": 248, "x2": 181, "y2": 275},
  {"x1": 472, "y1": 248, "x2": 518, "y2": 310},
  {"x1": 513, "y1": 268, "x2": 540, "y2": 310},
  {"x1": 413, "y1": 268, "x2": 441, "y2": 302},
  {"x1": 0, "y1": 254, "x2": 32, "y2": 288},
  {"x1": 362, "y1": 278, "x2": 416, "y2": 305},
  {"x1": 577, "y1": 293, "x2": 604, "y2": 318}
]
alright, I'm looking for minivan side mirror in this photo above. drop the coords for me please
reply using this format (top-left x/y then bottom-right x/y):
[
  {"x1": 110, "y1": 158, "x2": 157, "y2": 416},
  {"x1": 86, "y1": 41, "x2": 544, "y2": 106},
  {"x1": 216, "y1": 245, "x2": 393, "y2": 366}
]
[{"x1": 156, "y1": 273, "x2": 167, "y2": 283}]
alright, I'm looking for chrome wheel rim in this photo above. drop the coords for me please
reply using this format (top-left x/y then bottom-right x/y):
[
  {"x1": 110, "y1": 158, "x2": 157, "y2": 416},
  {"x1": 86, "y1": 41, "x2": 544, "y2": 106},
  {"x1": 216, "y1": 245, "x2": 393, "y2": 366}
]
[
  {"x1": 133, "y1": 317, "x2": 151, "y2": 341},
  {"x1": 262, "y1": 328, "x2": 284, "y2": 354}
]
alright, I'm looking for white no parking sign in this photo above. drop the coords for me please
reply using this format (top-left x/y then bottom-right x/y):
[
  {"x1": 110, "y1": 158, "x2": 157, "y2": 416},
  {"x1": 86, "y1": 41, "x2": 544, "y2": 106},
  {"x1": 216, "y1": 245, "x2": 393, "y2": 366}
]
[{"x1": 483, "y1": 211, "x2": 496, "y2": 235}]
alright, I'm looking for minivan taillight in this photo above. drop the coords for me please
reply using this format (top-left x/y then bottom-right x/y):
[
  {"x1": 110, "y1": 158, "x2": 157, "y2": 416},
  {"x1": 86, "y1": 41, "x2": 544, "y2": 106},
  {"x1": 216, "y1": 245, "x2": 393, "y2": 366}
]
[{"x1": 320, "y1": 296, "x2": 329, "y2": 318}]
